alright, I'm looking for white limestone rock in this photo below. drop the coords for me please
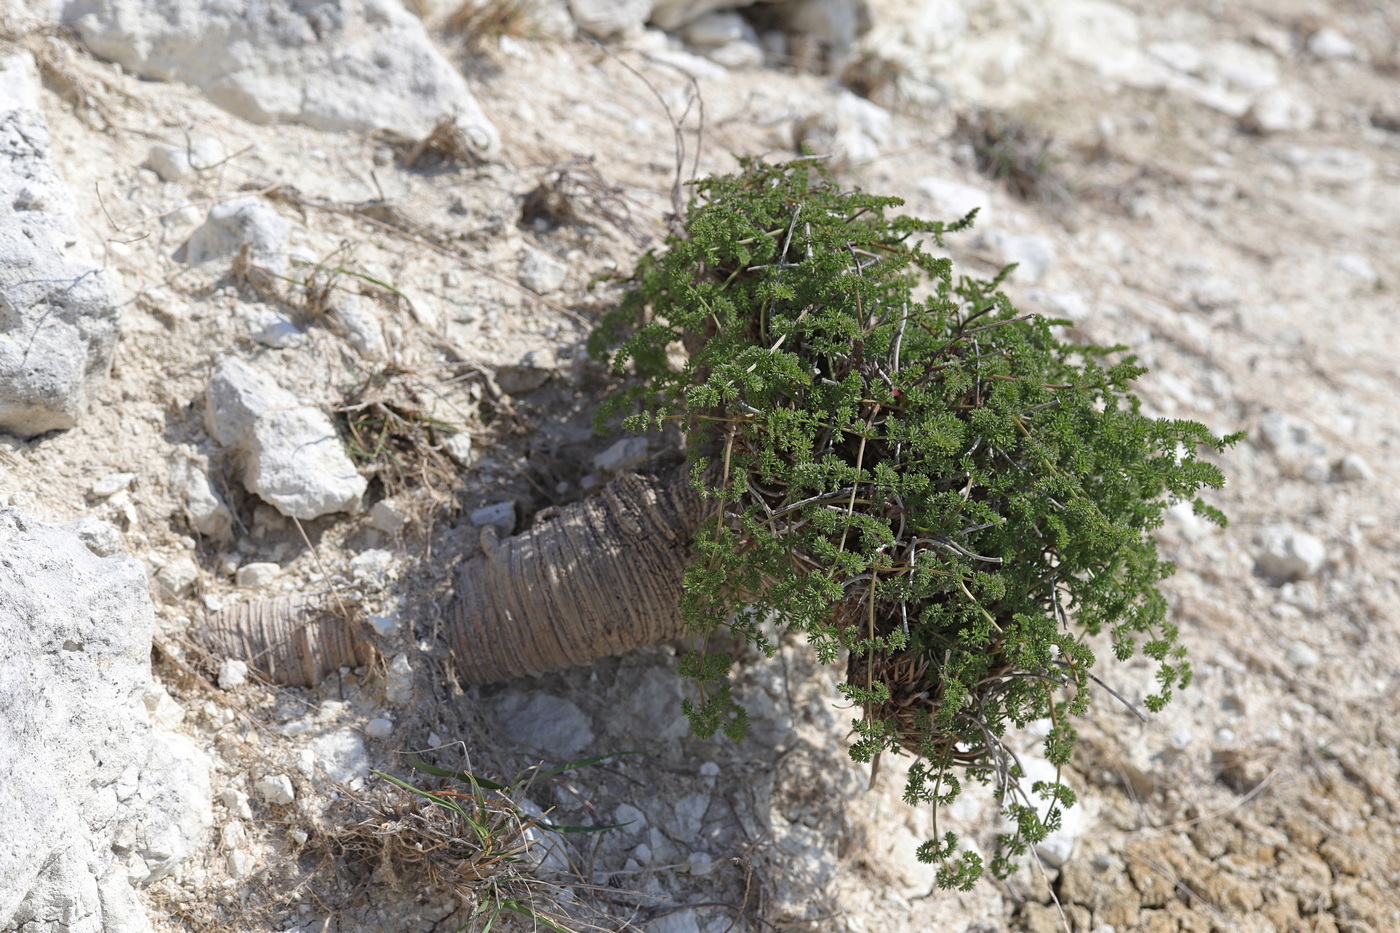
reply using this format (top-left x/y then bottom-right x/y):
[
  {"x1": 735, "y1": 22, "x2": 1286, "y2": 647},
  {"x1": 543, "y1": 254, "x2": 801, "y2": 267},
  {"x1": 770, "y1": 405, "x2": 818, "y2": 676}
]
[
  {"x1": 1242, "y1": 88, "x2": 1315, "y2": 134},
  {"x1": 1308, "y1": 28, "x2": 1359, "y2": 61},
  {"x1": 144, "y1": 139, "x2": 225, "y2": 183},
  {"x1": 982, "y1": 229, "x2": 1057, "y2": 285},
  {"x1": 309, "y1": 728, "x2": 369, "y2": 785},
  {"x1": 495, "y1": 348, "x2": 559, "y2": 394},
  {"x1": 519, "y1": 247, "x2": 567, "y2": 294},
  {"x1": 174, "y1": 448, "x2": 233, "y2": 541},
  {"x1": 794, "y1": 90, "x2": 891, "y2": 168},
  {"x1": 471, "y1": 500, "x2": 517, "y2": 536},
  {"x1": 494, "y1": 693, "x2": 594, "y2": 759},
  {"x1": 650, "y1": 0, "x2": 753, "y2": 31},
  {"x1": 593, "y1": 437, "x2": 650, "y2": 474},
  {"x1": 333, "y1": 294, "x2": 389, "y2": 361},
  {"x1": 0, "y1": 53, "x2": 119, "y2": 439},
  {"x1": 683, "y1": 10, "x2": 751, "y2": 47},
  {"x1": 205, "y1": 358, "x2": 367, "y2": 519},
  {"x1": 235, "y1": 561, "x2": 280, "y2": 588},
  {"x1": 60, "y1": 0, "x2": 500, "y2": 152},
  {"x1": 175, "y1": 197, "x2": 291, "y2": 275},
  {"x1": 62, "y1": 514, "x2": 124, "y2": 556},
  {"x1": 254, "y1": 773, "x2": 296, "y2": 806},
  {"x1": 916, "y1": 176, "x2": 992, "y2": 225},
  {"x1": 772, "y1": 0, "x2": 869, "y2": 51},
  {"x1": 1254, "y1": 525, "x2": 1327, "y2": 582},
  {"x1": 569, "y1": 0, "x2": 652, "y2": 38},
  {"x1": 154, "y1": 555, "x2": 200, "y2": 601},
  {"x1": 0, "y1": 508, "x2": 210, "y2": 932}
]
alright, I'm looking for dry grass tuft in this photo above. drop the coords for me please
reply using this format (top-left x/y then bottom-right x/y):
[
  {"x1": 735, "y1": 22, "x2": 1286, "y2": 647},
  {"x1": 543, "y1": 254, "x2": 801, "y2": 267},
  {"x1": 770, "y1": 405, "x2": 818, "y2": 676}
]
[
  {"x1": 956, "y1": 107, "x2": 1071, "y2": 207},
  {"x1": 520, "y1": 156, "x2": 640, "y2": 243},
  {"x1": 336, "y1": 365, "x2": 463, "y2": 506}
]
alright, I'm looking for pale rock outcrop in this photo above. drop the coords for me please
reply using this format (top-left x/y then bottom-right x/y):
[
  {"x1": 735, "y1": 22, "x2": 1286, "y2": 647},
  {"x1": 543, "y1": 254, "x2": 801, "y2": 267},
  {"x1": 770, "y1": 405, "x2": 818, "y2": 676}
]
[
  {"x1": 794, "y1": 90, "x2": 891, "y2": 167},
  {"x1": 174, "y1": 197, "x2": 291, "y2": 275},
  {"x1": 0, "y1": 509, "x2": 211, "y2": 933},
  {"x1": 59, "y1": 0, "x2": 500, "y2": 153},
  {"x1": 205, "y1": 358, "x2": 367, "y2": 519},
  {"x1": 0, "y1": 53, "x2": 119, "y2": 439},
  {"x1": 650, "y1": 0, "x2": 754, "y2": 31},
  {"x1": 568, "y1": 0, "x2": 652, "y2": 38}
]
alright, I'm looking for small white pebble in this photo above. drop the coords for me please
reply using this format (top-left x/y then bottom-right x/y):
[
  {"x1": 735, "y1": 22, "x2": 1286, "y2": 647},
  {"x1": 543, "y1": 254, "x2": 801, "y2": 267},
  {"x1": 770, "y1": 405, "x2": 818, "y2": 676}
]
[
  {"x1": 218, "y1": 658, "x2": 249, "y2": 689},
  {"x1": 236, "y1": 561, "x2": 281, "y2": 588},
  {"x1": 1338, "y1": 454, "x2": 1373, "y2": 483},
  {"x1": 219, "y1": 788, "x2": 253, "y2": 820},
  {"x1": 1214, "y1": 728, "x2": 1236, "y2": 745},
  {"x1": 255, "y1": 773, "x2": 296, "y2": 806},
  {"x1": 1287, "y1": 642, "x2": 1320, "y2": 669},
  {"x1": 365, "y1": 718, "x2": 394, "y2": 739},
  {"x1": 368, "y1": 615, "x2": 399, "y2": 637},
  {"x1": 91, "y1": 472, "x2": 136, "y2": 497},
  {"x1": 226, "y1": 850, "x2": 255, "y2": 878}
]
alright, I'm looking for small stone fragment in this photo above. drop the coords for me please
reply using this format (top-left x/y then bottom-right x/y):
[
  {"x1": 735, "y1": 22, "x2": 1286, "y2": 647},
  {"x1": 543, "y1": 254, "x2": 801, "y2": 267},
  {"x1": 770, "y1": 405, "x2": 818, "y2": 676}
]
[
  {"x1": 144, "y1": 140, "x2": 225, "y2": 183},
  {"x1": 349, "y1": 548, "x2": 394, "y2": 583},
  {"x1": 593, "y1": 437, "x2": 649, "y2": 474},
  {"x1": 143, "y1": 683, "x2": 186, "y2": 729},
  {"x1": 1338, "y1": 454, "x2": 1373, "y2": 482},
  {"x1": 226, "y1": 849, "x2": 254, "y2": 878},
  {"x1": 1287, "y1": 642, "x2": 1320, "y2": 669},
  {"x1": 1308, "y1": 28, "x2": 1358, "y2": 60},
  {"x1": 175, "y1": 453, "x2": 233, "y2": 541},
  {"x1": 471, "y1": 501, "x2": 516, "y2": 537},
  {"x1": 385, "y1": 652, "x2": 414, "y2": 705},
  {"x1": 794, "y1": 91, "x2": 891, "y2": 168},
  {"x1": 1242, "y1": 88, "x2": 1315, "y2": 134},
  {"x1": 219, "y1": 788, "x2": 253, "y2": 820},
  {"x1": 235, "y1": 561, "x2": 280, "y2": 588},
  {"x1": 91, "y1": 472, "x2": 136, "y2": 497},
  {"x1": 1254, "y1": 525, "x2": 1327, "y2": 581},
  {"x1": 218, "y1": 658, "x2": 249, "y2": 689},
  {"x1": 175, "y1": 197, "x2": 291, "y2": 275},
  {"x1": 614, "y1": 803, "x2": 646, "y2": 834},
  {"x1": 368, "y1": 614, "x2": 399, "y2": 636},
  {"x1": 494, "y1": 693, "x2": 593, "y2": 758},
  {"x1": 368, "y1": 499, "x2": 408, "y2": 535},
  {"x1": 154, "y1": 556, "x2": 200, "y2": 600},
  {"x1": 1333, "y1": 253, "x2": 1378, "y2": 286},
  {"x1": 518, "y1": 247, "x2": 567, "y2": 294},
  {"x1": 205, "y1": 358, "x2": 367, "y2": 519},
  {"x1": 250, "y1": 315, "x2": 305, "y2": 349},
  {"x1": 309, "y1": 728, "x2": 368, "y2": 784},
  {"x1": 62, "y1": 515, "x2": 123, "y2": 557},
  {"x1": 333, "y1": 295, "x2": 389, "y2": 361},
  {"x1": 365, "y1": 717, "x2": 394, "y2": 739},
  {"x1": 442, "y1": 432, "x2": 473, "y2": 466},
  {"x1": 495, "y1": 349, "x2": 558, "y2": 395},
  {"x1": 916, "y1": 176, "x2": 992, "y2": 225},
  {"x1": 255, "y1": 774, "x2": 296, "y2": 806}
]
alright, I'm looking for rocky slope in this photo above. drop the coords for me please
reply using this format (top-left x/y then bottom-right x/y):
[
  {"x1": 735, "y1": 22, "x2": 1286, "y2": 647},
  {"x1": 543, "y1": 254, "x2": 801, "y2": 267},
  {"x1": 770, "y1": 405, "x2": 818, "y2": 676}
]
[{"x1": 1, "y1": 0, "x2": 1399, "y2": 931}]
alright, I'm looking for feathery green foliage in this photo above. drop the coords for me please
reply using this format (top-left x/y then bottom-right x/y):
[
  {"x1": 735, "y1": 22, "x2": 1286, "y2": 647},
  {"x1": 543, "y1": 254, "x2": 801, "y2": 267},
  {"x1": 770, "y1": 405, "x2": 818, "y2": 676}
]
[{"x1": 590, "y1": 157, "x2": 1238, "y2": 885}]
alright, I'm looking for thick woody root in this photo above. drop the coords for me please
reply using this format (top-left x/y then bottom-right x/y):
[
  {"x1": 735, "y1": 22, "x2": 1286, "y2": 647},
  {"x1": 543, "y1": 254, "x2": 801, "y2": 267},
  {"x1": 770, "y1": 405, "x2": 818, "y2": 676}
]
[
  {"x1": 448, "y1": 463, "x2": 711, "y2": 683},
  {"x1": 201, "y1": 594, "x2": 367, "y2": 687}
]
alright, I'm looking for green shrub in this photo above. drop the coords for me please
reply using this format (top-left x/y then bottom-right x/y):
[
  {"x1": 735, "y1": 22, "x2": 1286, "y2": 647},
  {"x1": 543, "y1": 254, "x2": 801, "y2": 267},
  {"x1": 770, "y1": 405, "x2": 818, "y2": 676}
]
[{"x1": 590, "y1": 157, "x2": 1238, "y2": 887}]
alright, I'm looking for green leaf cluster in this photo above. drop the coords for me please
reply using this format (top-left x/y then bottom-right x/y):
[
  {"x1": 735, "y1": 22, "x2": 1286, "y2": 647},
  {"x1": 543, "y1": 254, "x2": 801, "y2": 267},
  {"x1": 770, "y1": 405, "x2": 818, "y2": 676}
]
[{"x1": 590, "y1": 157, "x2": 1238, "y2": 885}]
